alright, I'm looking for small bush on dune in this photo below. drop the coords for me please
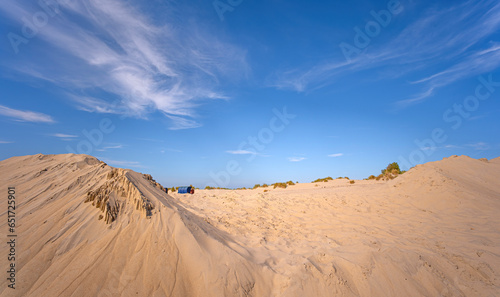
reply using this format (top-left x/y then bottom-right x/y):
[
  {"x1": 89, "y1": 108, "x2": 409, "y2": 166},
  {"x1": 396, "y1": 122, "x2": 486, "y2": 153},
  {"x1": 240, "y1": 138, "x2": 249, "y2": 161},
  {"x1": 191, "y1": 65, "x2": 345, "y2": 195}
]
[
  {"x1": 286, "y1": 180, "x2": 295, "y2": 186},
  {"x1": 374, "y1": 162, "x2": 405, "y2": 181},
  {"x1": 253, "y1": 184, "x2": 261, "y2": 189},
  {"x1": 273, "y1": 182, "x2": 287, "y2": 189},
  {"x1": 382, "y1": 162, "x2": 402, "y2": 175},
  {"x1": 312, "y1": 177, "x2": 333, "y2": 183},
  {"x1": 349, "y1": 180, "x2": 355, "y2": 184}
]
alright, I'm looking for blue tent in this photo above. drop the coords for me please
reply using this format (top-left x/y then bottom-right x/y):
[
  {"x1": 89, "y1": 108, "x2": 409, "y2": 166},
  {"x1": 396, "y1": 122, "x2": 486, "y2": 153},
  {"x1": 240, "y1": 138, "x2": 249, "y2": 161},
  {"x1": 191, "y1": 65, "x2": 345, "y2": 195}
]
[{"x1": 178, "y1": 186, "x2": 193, "y2": 194}]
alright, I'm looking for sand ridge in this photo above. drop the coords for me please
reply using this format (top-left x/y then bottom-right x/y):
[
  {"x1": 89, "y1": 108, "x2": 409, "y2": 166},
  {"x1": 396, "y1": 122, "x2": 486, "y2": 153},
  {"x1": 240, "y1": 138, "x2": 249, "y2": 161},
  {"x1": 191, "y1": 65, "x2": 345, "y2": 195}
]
[{"x1": 1, "y1": 153, "x2": 499, "y2": 296}]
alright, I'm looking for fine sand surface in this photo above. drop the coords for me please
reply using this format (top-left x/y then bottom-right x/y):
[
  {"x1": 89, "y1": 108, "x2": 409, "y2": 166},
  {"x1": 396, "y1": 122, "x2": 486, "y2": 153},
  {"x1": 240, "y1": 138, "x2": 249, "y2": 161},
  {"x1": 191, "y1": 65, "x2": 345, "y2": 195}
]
[{"x1": 0, "y1": 154, "x2": 499, "y2": 296}]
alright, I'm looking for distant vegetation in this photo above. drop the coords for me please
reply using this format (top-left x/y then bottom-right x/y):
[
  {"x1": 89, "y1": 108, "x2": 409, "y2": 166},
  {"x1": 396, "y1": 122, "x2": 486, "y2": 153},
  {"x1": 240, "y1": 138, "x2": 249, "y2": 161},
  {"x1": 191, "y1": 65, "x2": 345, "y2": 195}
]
[
  {"x1": 349, "y1": 180, "x2": 355, "y2": 184},
  {"x1": 312, "y1": 177, "x2": 333, "y2": 183},
  {"x1": 204, "y1": 186, "x2": 231, "y2": 190},
  {"x1": 367, "y1": 162, "x2": 406, "y2": 181},
  {"x1": 251, "y1": 181, "x2": 294, "y2": 189},
  {"x1": 272, "y1": 180, "x2": 295, "y2": 189},
  {"x1": 311, "y1": 176, "x2": 352, "y2": 183}
]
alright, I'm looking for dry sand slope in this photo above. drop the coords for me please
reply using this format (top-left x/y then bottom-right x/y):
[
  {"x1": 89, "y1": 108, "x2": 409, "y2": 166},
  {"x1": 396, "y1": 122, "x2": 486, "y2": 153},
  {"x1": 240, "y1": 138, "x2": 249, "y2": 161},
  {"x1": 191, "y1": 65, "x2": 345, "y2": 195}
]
[{"x1": 0, "y1": 154, "x2": 499, "y2": 297}]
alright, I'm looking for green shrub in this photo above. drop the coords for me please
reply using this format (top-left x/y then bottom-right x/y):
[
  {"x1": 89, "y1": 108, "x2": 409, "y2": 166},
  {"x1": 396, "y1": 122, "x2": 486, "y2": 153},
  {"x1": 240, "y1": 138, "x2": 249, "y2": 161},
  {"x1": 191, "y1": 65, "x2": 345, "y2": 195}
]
[
  {"x1": 372, "y1": 162, "x2": 406, "y2": 181},
  {"x1": 286, "y1": 180, "x2": 295, "y2": 186},
  {"x1": 349, "y1": 180, "x2": 355, "y2": 184},
  {"x1": 253, "y1": 184, "x2": 260, "y2": 189},
  {"x1": 273, "y1": 182, "x2": 287, "y2": 189},
  {"x1": 382, "y1": 162, "x2": 402, "y2": 174}
]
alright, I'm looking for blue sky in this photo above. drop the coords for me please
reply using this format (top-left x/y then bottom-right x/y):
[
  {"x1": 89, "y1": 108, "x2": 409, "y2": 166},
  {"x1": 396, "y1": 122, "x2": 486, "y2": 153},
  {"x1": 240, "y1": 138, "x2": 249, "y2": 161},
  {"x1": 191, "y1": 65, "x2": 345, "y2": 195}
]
[{"x1": 1, "y1": 0, "x2": 499, "y2": 188}]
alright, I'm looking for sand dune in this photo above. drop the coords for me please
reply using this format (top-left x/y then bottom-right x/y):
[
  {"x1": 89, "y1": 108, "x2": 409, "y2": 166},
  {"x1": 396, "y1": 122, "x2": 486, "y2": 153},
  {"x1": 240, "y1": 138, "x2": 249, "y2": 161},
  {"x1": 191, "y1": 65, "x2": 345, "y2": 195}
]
[{"x1": 1, "y1": 154, "x2": 499, "y2": 296}]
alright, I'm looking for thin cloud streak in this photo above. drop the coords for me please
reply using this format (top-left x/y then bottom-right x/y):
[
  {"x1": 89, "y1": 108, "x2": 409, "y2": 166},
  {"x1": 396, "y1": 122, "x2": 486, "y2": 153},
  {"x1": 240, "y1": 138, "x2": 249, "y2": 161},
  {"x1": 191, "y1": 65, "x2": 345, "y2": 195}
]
[
  {"x1": 52, "y1": 133, "x2": 78, "y2": 138},
  {"x1": 0, "y1": 105, "x2": 55, "y2": 123},
  {"x1": 288, "y1": 157, "x2": 306, "y2": 162},
  {"x1": 103, "y1": 145, "x2": 124, "y2": 149},
  {"x1": 226, "y1": 150, "x2": 258, "y2": 155},
  {"x1": 97, "y1": 157, "x2": 144, "y2": 168}
]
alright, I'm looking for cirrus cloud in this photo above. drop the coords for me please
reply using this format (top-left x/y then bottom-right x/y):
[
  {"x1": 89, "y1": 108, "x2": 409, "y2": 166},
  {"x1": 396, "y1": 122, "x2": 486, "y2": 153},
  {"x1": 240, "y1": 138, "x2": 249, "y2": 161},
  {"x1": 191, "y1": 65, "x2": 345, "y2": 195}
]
[
  {"x1": 0, "y1": 0, "x2": 248, "y2": 129},
  {"x1": 0, "y1": 105, "x2": 55, "y2": 123},
  {"x1": 288, "y1": 157, "x2": 306, "y2": 162}
]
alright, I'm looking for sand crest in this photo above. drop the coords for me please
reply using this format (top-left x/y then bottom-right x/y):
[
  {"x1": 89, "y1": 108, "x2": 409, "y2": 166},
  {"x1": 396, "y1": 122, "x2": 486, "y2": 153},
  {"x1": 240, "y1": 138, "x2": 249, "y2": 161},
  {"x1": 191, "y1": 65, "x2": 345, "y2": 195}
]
[{"x1": 1, "y1": 154, "x2": 499, "y2": 296}]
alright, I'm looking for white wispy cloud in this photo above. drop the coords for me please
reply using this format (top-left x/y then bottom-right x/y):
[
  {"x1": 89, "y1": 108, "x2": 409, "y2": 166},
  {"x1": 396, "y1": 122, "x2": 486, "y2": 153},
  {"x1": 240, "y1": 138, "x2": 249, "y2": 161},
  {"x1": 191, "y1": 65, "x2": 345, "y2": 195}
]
[
  {"x1": 165, "y1": 115, "x2": 203, "y2": 130},
  {"x1": 0, "y1": 0, "x2": 248, "y2": 129},
  {"x1": 136, "y1": 137, "x2": 165, "y2": 143},
  {"x1": 103, "y1": 145, "x2": 123, "y2": 149},
  {"x1": 51, "y1": 133, "x2": 78, "y2": 141},
  {"x1": 328, "y1": 153, "x2": 343, "y2": 157},
  {"x1": 159, "y1": 147, "x2": 182, "y2": 154},
  {"x1": 270, "y1": 0, "x2": 500, "y2": 105},
  {"x1": 466, "y1": 142, "x2": 490, "y2": 150},
  {"x1": 421, "y1": 144, "x2": 460, "y2": 151},
  {"x1": 95, "y1": 144, "x2": 124, "y2": 152},
  {"x1": 97, "y1": 157, "x2": 144, "y2": 168},
  {"x1": 52, "y1": 133, "x2": 78, "y2": 138},
  {"x1": 395, "y1": 87, "x2": 436, "y2": 108},
  {"x1": 0, "y1": 104, "x2": 55, "y2": 123},
  {"x1": 226, "y1": 150, "x2": 258, "y2": 155},
  {"x1": 288, "y1": 157, "x2": 306, "y2": 162},
  {"x1": 0, "y1": 140, "x2": 13, "y2": 144},
  {"x1": 420, "y1": 142, "x2": 491, "y2": 151}
]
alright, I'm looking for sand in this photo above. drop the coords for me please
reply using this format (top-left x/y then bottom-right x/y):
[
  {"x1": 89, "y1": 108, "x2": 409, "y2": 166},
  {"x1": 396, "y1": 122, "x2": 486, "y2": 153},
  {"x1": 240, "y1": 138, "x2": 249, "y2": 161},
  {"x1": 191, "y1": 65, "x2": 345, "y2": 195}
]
[{"x1": 0, "y1": 154, "x2": 499, "y2": 296}]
